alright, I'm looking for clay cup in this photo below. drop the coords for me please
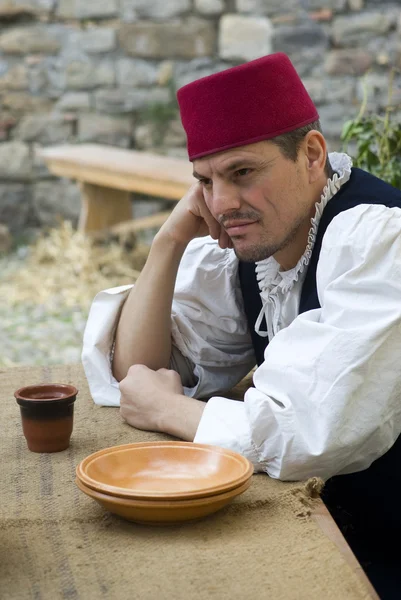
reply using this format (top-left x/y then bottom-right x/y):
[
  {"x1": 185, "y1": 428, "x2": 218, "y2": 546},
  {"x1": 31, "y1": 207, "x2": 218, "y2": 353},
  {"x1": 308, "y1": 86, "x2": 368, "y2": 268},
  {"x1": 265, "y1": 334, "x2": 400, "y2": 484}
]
[{"x1": 14, "y1": 383, "x2": 78, "y2": 453}]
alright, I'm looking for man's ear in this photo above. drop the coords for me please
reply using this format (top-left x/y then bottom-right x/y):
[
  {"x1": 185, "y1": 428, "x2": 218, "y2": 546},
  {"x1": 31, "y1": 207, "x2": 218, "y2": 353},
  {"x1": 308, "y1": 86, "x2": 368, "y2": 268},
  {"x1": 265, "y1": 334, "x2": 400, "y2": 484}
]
[{"x1": 303, "y1": 130, "x2": 327, "y2": 183}]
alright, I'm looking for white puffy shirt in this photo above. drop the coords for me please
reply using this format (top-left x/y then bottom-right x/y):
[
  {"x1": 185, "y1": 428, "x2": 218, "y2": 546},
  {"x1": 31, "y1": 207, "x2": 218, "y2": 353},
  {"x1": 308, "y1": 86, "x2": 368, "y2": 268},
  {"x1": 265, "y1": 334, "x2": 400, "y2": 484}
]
[{"x1": 82, "y1": 153, "x2": 401, "y2": 482}]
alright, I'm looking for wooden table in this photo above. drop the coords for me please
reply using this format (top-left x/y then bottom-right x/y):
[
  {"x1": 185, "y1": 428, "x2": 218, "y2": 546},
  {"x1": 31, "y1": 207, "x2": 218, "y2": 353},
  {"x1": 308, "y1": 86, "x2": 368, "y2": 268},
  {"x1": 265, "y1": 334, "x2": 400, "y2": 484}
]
[{"x1": 1, "y1": 364, "x2": 378, "y2": 600}]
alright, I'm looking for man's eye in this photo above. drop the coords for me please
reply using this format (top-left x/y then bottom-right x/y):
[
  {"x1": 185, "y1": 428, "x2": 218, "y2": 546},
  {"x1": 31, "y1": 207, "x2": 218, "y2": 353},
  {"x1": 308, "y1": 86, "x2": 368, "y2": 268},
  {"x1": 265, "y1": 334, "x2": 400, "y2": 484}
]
[
  {"x1": 199, "y1": 178, "x2": 212, "y2": 186},
  {"x1": 236, "y1": 168, "x2": 251, "y2": 177}
]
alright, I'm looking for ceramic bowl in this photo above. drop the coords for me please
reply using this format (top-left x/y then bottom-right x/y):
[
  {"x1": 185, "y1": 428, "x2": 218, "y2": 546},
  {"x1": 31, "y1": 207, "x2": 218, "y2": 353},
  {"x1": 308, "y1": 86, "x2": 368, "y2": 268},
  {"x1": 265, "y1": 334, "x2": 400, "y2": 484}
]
[
  {"x1": 76, "y1": 476, "x2": 251, "y2": 524},
  {"x1": 76, "y1": 442, "x2": 254, "y2": 500}
]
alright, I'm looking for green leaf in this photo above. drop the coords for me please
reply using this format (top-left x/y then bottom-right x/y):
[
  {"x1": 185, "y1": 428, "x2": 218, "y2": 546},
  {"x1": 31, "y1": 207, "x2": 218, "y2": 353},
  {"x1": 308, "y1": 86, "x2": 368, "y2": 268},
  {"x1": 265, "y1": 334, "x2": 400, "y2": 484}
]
[{"x1": 340, "y1": 120, "x2": 356, "y2": 140}]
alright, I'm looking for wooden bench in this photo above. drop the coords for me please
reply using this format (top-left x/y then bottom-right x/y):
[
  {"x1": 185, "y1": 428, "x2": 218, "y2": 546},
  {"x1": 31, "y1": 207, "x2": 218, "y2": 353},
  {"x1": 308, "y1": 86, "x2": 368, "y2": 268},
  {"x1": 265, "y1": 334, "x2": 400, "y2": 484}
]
[{"x1": 37, "y1": 144, "x2": 194, "y2": 234}]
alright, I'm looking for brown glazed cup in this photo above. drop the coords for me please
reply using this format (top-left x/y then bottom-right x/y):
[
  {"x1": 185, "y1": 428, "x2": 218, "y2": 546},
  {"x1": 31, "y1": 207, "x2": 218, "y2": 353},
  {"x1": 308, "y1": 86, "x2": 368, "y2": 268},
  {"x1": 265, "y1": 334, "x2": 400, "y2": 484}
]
[{"x1": 14, "y1": 384, "x2": 78, "y2": 453}]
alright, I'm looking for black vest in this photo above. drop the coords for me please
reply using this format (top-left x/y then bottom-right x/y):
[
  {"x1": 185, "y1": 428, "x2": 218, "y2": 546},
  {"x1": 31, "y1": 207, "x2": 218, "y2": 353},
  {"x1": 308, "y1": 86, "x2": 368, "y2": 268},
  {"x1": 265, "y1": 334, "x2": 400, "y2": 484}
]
[{"x1": 239, "y1": 168, "x2": 401, "y2": 530}]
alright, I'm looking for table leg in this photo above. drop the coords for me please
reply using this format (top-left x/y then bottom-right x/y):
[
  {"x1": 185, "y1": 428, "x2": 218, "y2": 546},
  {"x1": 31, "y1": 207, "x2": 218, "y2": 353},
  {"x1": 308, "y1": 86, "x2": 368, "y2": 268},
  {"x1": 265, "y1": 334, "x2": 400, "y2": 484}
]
[{"x1": 78, "y1": 182, "x2": 132, "y2": 233}]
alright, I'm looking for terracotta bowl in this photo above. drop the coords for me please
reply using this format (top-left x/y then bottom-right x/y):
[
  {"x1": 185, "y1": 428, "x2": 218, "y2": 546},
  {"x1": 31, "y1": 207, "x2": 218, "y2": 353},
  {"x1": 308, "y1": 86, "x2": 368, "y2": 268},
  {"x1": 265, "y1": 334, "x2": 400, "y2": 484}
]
[
  {"x1": 76, "y1": 442, "x2": 254, "y2": 500},
  {"x1": 76, "y1": 476, "x2": 251, "y2": 524}
]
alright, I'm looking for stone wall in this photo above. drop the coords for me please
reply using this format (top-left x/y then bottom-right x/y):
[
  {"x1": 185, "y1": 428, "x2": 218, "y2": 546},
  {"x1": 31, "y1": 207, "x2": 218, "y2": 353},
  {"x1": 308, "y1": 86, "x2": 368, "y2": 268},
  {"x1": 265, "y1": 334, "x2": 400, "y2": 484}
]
[{"x1": 0, "y1": 0, "x2": 401, "y2": 235}]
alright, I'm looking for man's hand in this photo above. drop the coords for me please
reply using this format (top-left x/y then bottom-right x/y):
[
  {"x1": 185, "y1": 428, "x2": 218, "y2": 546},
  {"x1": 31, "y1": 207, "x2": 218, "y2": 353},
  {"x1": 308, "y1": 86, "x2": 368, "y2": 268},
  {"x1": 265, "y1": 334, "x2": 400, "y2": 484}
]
[
  {"x1": 119, "y1": 365, "x2": 205, "y2": 441},
  {"x1": 157, "y1": 182, "x2": 232, "y2": 250}
]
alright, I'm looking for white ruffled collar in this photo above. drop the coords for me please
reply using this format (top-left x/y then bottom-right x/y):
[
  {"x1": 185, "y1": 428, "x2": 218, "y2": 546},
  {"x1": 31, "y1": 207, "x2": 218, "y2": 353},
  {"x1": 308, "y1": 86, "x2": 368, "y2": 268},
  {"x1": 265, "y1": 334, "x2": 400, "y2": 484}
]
[
  {"x1": 253, "y1": 152, "x2": 352, "y2": 338},
  {"x1": 255, "y1": 152, "x2": 352, "y2": 296}
]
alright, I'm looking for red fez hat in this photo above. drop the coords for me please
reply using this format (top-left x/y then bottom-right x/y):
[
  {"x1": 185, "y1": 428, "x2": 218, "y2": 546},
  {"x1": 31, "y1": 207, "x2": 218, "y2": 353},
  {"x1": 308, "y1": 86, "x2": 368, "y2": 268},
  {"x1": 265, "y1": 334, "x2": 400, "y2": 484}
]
[{"x1": 177, "y1": 53, "x2": 319, "y2": 161}]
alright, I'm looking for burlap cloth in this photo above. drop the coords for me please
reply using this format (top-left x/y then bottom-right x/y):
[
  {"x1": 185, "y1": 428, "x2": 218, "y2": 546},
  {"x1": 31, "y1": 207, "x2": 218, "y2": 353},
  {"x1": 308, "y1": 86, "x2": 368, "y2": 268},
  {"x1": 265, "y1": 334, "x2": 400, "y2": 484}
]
[{"x1": 0, "y1": 364, "x2": 372, "y2": 600}]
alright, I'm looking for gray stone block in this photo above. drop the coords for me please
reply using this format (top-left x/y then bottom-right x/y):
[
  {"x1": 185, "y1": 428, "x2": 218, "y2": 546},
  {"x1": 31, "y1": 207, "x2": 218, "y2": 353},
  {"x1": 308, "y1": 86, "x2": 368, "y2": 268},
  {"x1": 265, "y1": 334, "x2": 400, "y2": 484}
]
[
  {"x1": 173, "y1": 58, "x2": 231, "y2": 89},
  {"x1": 348, "y1": 0, "x2": 364, "y2": 9},
  {"x1": 94, "y1": 87, "x2": 171, "y2": 114},
  {"x1": 65, "y1": 59, "x2": 115, "y2": 90},
  {"x1": 32, "y1": 179, "x2": 81, "y2": 227},
  {"x1": 127, "y1": 87, "x2": 172, "y2": 111},
  {"x1": 366, "y1": 31, "x2": 400, "y2": 66},
  {"x1": 118, "y1": 18, "x2": 215, "y2": 59},
  {"x1": 195, "y1": 0, "x2": 225, "y2": 15},
  {"x1": 78, "y1": 113, "x2": 132, "y2": 147},
  {"x1": 92, "y1": 89, "x2": 133, "y2": 114},
  {"x1": 71, "y1": 28, "x2": 117, "y2": 54},
  {"x1": 288, "y1": 48, "x2": 326, "y2": 78},
  {"x1": 325, "y1": 49, "x2": 373, "y2": 75},
  {"x1": 273, "y1": 21, "x2": 328, "y2": 55},
  {"x1": 219, "y1": 14, "x2": 273, "y2": 61},
  {"x1": 0, "y1": 0, "x2": 55, "y2": 19},
  {"x1": 0, "y1": 64, "x2": 29, "y2": 91},
  {"x1": 0, "y1": 141, "x2": 33, "y2": 181},
  {"x1": 318, "y1": 103, "x2": 355, "y2": 140},
  {"x1": 302, "y1": 78, "x2": 326, "y2": 105},
  {"x1": 27, "y1": 56, "x2": 65, "y2": 98},
  {"x1": 235, "y1": 0, "x2": 298, "y2": 15},
  {"x1": 121, "y1": 0, "x2": 191, "y2": 21},
  {"x1": 303, "y1": 76, "x2": 356, "y2": 106},
  {"x1": 332, "y1": 12, "x2": 393, "y2": 46},
  {"x1": 134, "y1": 123, "x2": 158, "y2": 150},
  {"x1": 57, "y1": 0, "x2": 118, "y2": 20},
  {"x1": 32, "y1": 144, "x2": 55, "y2": 179},
  {"x1": 320, "y1": 77, "x2": 357, "y2": 105},
  {"x1": 0, "y1": 26, "x2": 61, "y2": 55},
  {"x1": 116, "y1": 59, "x2": 161, "y2": 87},
  {"x1": 1, "y1": 93, "x2": 54, "y2": 117},
  {"x1": 306, "y1": 0, "x2": 347, "y2": 10},
  {"x1": 163, "y1": 119, "x2": 186, "y2": 147},
  {"x1": 0, "y1": 183, "x2": 32, "y2": 233},
  {"x1": 54, "y1": 92, "x2": 91, "y2": 111},
  {"x1": 12, "y1": 115, "x2": 74, "y2": 145}
]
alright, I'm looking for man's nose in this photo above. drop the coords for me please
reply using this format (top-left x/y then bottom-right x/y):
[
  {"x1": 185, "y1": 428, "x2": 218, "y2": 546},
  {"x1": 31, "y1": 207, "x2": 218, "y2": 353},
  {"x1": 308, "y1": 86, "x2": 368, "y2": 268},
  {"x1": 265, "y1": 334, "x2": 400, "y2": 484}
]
[{"x1": 210, "y1": 181, "x2": 241, "y2": 217}]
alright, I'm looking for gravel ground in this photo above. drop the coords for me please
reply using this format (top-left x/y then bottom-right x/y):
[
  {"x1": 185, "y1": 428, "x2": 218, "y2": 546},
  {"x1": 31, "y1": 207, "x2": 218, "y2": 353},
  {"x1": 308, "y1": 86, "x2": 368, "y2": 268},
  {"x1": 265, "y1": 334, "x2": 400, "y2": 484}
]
[
  {"x1": 0, "y1": 303, "x2": 88, "y2": 367},
  {"x1": 0, "y1": 249, "x2": 90, "y2": 367}
]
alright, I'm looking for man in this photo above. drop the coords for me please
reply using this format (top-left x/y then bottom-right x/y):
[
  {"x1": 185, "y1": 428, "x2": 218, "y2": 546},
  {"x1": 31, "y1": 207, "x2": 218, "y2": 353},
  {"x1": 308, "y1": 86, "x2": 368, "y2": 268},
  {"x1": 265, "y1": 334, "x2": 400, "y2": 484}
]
[{"x1": 83, "y1": 53, "x2": 401, "y2": 597}]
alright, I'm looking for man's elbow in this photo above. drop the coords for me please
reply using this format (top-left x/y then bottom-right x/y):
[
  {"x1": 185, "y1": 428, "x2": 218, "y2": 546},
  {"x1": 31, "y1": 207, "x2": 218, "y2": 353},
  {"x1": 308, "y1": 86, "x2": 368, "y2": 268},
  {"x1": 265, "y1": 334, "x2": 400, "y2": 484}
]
[{"x1": 112, "y1": 353, "x2": 127, "y2": 383}]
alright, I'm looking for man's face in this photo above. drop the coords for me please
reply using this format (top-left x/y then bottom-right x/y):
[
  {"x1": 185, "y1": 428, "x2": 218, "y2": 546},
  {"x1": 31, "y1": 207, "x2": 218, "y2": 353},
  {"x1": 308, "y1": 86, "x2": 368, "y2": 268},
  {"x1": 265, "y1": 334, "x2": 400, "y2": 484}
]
[{"x1": 193, "y1": 140, "x2": 318, "y2": 263}]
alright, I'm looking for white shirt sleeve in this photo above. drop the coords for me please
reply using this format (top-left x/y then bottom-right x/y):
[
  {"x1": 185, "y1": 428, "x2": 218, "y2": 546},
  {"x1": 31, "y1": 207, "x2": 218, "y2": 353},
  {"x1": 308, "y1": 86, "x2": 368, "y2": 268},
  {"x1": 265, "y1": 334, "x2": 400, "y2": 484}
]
[
  {"x1": 81, "y1": 284, "x2": 132, "y2": 406},
  {"x1": 82, "y1": 236, "x2": 255, "y2": 406},
  {"x1": 194, "y1": 204, "x2": 401, "y2": 481}
]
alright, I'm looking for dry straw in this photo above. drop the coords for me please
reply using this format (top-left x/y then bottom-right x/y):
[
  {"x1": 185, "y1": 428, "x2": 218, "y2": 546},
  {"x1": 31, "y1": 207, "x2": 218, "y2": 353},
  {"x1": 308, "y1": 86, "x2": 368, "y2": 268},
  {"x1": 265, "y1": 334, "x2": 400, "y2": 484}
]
[{"x1": 0, "y1": 221, "x2": 150, "y2": 311}]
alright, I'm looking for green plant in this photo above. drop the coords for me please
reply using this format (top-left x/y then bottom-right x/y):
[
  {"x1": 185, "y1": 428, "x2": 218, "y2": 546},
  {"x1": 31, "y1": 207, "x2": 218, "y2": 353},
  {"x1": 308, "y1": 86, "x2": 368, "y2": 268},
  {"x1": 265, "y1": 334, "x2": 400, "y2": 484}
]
[{"x1": 341, "y1": 71, "x2": 401, "y2": 189}]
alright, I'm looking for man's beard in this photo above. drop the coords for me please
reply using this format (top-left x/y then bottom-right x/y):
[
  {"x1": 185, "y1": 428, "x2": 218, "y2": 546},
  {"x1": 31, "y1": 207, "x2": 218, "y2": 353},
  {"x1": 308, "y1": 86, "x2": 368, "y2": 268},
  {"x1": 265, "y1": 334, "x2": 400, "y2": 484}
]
[
  {"x1": 230, "y1": 214, "x2": 308, "y2": 263},
  {"x1": 232, "y1": 240, "x2": 283, "y2": 263}
]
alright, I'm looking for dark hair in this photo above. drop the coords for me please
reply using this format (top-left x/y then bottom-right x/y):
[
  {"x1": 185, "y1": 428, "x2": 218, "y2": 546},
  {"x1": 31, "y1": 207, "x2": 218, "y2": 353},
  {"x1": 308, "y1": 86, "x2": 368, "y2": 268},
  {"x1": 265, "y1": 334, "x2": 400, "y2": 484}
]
[{"x1": 270, "y1": 120, "x2": 333, "y2": 177}]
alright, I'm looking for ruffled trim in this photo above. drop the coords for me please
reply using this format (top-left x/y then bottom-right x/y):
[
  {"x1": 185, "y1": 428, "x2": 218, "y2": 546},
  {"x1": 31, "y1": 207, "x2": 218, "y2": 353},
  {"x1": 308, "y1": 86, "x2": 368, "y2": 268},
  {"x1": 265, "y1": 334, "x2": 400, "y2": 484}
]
[
  {"x1": 256, "y1": 152, "x2": 352, "y2": 296},
  {"x1": 254, "y1": 152, "x2": 352, "y2": 338}
]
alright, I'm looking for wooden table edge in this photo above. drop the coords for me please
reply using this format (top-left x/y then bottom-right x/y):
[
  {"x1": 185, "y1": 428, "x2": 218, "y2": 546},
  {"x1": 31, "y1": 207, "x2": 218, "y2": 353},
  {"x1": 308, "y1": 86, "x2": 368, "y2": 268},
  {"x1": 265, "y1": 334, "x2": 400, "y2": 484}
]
[{"x1": 312, "y1": 500, "x2": 380, "y2": 599}]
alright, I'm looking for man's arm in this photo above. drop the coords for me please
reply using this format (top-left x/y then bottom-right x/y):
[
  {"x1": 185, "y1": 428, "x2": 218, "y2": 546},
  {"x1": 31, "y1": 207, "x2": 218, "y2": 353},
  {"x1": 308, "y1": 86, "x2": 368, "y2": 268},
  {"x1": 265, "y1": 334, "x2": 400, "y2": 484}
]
[
  {"x1": 112, "y1": 182, "x2": 231, "y2": 382},
  {"x1": 82, "y1": 235, "x2": 254, "y2": 406},
  {"x1": 112, "y1": 233, "x2": 186, "y2": 381}
]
